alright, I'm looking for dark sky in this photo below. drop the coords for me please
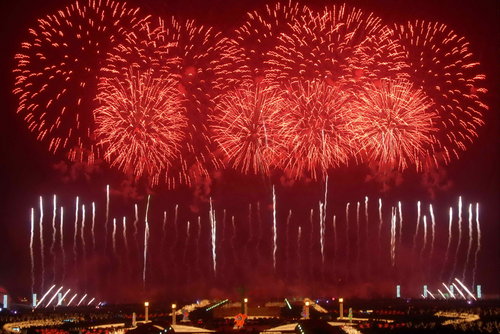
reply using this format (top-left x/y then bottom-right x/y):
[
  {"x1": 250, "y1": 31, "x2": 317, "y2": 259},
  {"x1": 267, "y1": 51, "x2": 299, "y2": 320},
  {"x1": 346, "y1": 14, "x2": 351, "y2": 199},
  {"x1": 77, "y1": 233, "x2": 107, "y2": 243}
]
[{"x1": 0, "y1": 0, "x2": 498, "y2": 301}]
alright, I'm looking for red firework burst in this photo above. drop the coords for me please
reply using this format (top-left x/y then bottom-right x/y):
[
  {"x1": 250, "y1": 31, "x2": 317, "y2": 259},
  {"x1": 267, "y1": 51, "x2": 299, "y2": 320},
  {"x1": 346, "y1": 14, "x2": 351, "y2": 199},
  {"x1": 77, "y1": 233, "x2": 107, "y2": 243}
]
[
  {"x1": 228, "y1": 0, "x2": 312, "y2": 84},
  {"x1": 211, "y1": 84, "x2": 288, "y2": 175},
  {"x1": 13, "y1": 0, "x2": 148, "y2": 163},
  {"x1": 350, "y1": 80, "x2": 438, "y2": 171},
  {"x1": 267, "y1": 4, "x2": 407, "y2": 88},
  {"x1": 102, "y1": 16, "x2": 231, "y2": 186},
  {"x1": 392, "y1": 20, "x2": 488, "y2": 166},
  {"x1": 94, "y1": 68, "x2": 187, "y2": 185},
  {"x1": 280, "y1": 80, "x2": 356, "y2": 180}
]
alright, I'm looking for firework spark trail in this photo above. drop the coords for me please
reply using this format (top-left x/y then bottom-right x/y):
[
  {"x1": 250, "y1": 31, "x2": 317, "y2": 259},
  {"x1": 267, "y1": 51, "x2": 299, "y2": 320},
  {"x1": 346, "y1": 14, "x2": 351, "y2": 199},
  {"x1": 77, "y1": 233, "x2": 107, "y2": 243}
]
[
  {"x1": 451, "y1": 197, "x2": 463, "y2": 281},
  {"x1": 59, "y1": 207, "x2": 65, "y2": 281},
  {"x1": 39, "y1": 196, "x2": 45, "y2": 292},
  {"x1": 230, "y1": 216, "x2": 236, "y2": 266},
  {"x1": 77, "y1": 294, "x2": 88, "y2": 307},
  {"x1": 183, "y1": 221, "x2": 191, "y2": 265},
  {"x1": 364, "y1": 196, "x2": 369, "y2": 276},
  {"x1": 247, "y1": 204, "x2": 253, "y2": 260},
  {"x1": 72, "y1": 197, "x2": 79, "y2": 282},
  {"x1": 390, "y1": 207, "x2": 396, "y2": 267},
  {"x1": 161, "y1": 211, "x2": 167, "y2": 256},
  {"x1": 172, "y1": 204, "x2": 179, "y2": 278},
  {"x1": 319, "y1": 202, "x2": 325, "y2": 265},
  {"x1": 59, "y1": 288, "x2": 71, "y2": 306},
  {"x1": 80, "y1": 204, "x2": 86, "y2": 289},
  {"x1": 30, "y1": 208, "x2": 35, "y2": 297},
  {"x1": 345, "y1": 203, "x2": 350, "y2": 266},
  {"x1": 463, "y1": 203, "x2": 474, "y2": 281},
  {"x1": 50, "y1": 195, "x2": 57, "y2": 283},
  {"x1": 412, "y1": 201, "x2": 421, "y2": 256},
  {"x1": 309, "y1": 209, "x2": 314, "y2": 277},
  {"x1": 355, "y1": 201, "x2": 360, "y2": 275},
  {"x1": 455, "y1": 278, "x2": 477, "y2": 300},
  {"x1": 105, "y1": 185, "x2": 109, "y2": 252},
  {"x1": 35, "y1": 285, "x2": 55, "y2": 309},
  {"x1": 133, "y1": 204, "x2": 139, "y2": 254},
  {"x1": 333, "y1": 216, "x2": 337, "y2": 262},
  {"x1": 429, "y1": 204, "x2": 436, "y2": 262},
  {"x1": 196, "y1": 216, "x2": 202, "y2": 270},
  {"x1": 272, "y1": 186, "x2": 277, "y2": 271},
  {"x1": 67, "y1": 293, "x2": 78, "y2": 306},
  {"x1": 122, "y1": 217, "x2": 129, "y2": 279},
  {"x1": 286, "y1": 210, "x2": 292, "y2": 278},
  {"x1": 209, "y1": 198, "x2": 217, "y2": 274},
  {"x1": 442, "y1": 207, "x2": 453, "y2": 280},
  {"x1": 297, "y1": 226, "x2": 302, "y2": 280},
  {"x1": 91, "y1": 202, "x2": 96, "y2": 251},
  {"x1": 452, "y1": 283, "x2": 466, "y2": 299},
  {"x1": 377, "y1": 198, "x2": 383, "y2": 244},
  {"x1": 112, "y1": 218, "x2": 117, "y2": 257},
  {"x1": 398, "y1": 201, "x2": 403, "y2": 246},
  {"x1": 421, "y1": 215, "x2": 428, "y2": 261},
  {"x1": 472, "y1": 203, "x2": 481, "y2": 287},
  {"x1": 174, "y1": 204, "x2": 179, "y2": 251},
  {"x1": 45, "y1": 286, "x2": 63, "y2": 308},
  {"x1": 122, "y1": 217, "x2": 128, "y2": 256},
  {"x1": 321, "y1": 176, "x2": 328, "y2": 265},
  {"x1": 442, "y1": 283, "x2": 455, "y2": 299},
  {"x1": 143, "y1": 195, "x2": 150, "y2": 289}
]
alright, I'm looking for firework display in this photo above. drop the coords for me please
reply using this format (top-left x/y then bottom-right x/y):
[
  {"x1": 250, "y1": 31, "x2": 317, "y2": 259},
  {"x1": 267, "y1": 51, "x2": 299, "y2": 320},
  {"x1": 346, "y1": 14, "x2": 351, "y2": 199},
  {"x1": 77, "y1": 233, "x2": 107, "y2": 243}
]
[
  {"x1": 12, "y1": 1, "x2": 489, "y2": 185},
  {"x1": 94, "y1": 68, "x2": 186, "y2": 185},
  {"x1": 279, "y1": 80, "x2": 355, "y2": 180},
  {"x1": 211, "y1": 84, "x2": 288, "y2": 175},
  {"x1": 391, "y1": 20, "x2": 488, "y2": 166},
  {"x1": 27, "y1": 188, "x2": 484, "y2": 299},
  {"x1": 228, "y1": 0, "x2": 312, "y2": 84},
  {"x1": 350, "y1": 79, "x2": 437, "y2": 171},
  {"x1": 13, "y1": 0, "x2": 148, "y2": 163},
  {"x1": 266, "y1": 3, "x2": 407, "y2": 87}
]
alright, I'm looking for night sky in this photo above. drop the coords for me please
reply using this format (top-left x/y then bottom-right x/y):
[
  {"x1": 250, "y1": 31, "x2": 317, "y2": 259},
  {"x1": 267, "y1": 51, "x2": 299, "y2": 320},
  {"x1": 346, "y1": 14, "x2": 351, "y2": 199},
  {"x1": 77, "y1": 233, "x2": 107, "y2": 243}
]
[{"x1": 0, "y1": 0, "x2": 498, "y2": 302}]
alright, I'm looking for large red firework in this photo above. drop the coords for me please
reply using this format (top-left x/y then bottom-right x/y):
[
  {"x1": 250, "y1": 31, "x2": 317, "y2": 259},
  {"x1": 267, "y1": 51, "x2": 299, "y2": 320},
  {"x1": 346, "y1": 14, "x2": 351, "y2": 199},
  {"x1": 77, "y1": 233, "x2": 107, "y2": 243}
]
[
  {"x1": 266, "y1": 4, "x2": 407, "y2": 88},
  {"x1": 94, "y1": 68, "x2": 186, "y2": 185},
  {"x1": 280, "y1": 80, "x2": 355, "y2": 180},
  {"x1": 102, "y1": 16, "x2": 232, "y2": 186},
  {"x1": 211, "y1": 84, "x2": 288, "y2": 175},
  {"x1": 227, "y1": 0, "x2": 312, "y2": 85},
  {"x1": 13, "y1": 0, "x2": 148, "y2": 163},
  {"x1": 350, "y1": 79, "x2": 438, "y2": 171},
  {"x1": 392, "y1": 20, "x2": 488, "y2": 166}
]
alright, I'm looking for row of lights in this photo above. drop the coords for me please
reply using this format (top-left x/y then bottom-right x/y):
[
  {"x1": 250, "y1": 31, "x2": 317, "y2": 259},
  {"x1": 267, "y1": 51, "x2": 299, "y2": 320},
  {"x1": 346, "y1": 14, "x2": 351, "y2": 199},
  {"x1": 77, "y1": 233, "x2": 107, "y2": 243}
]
[{"x1": 142, "y1": 297, "x2": 346, "y2": 323}]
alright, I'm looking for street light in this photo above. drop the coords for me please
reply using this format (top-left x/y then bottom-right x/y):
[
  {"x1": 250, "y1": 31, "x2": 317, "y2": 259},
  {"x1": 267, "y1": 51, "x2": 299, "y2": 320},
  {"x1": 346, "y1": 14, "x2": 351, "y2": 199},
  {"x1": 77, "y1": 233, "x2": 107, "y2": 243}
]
[
  {"x1": 243, "y1": 298, "x2": 248, "y2": 315},
  {"x1": 304, "y1": 301, "x2": 310, "y2": 319},
  {"x1": 144, "y1": 302, "x2": 149, "y2": 322},
  {"x1": 339, "y1": 298, "x2": 344, "y2": 320},
  {"x1": 172, "y1": 303, "x2": 177, "y2": 325}
]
